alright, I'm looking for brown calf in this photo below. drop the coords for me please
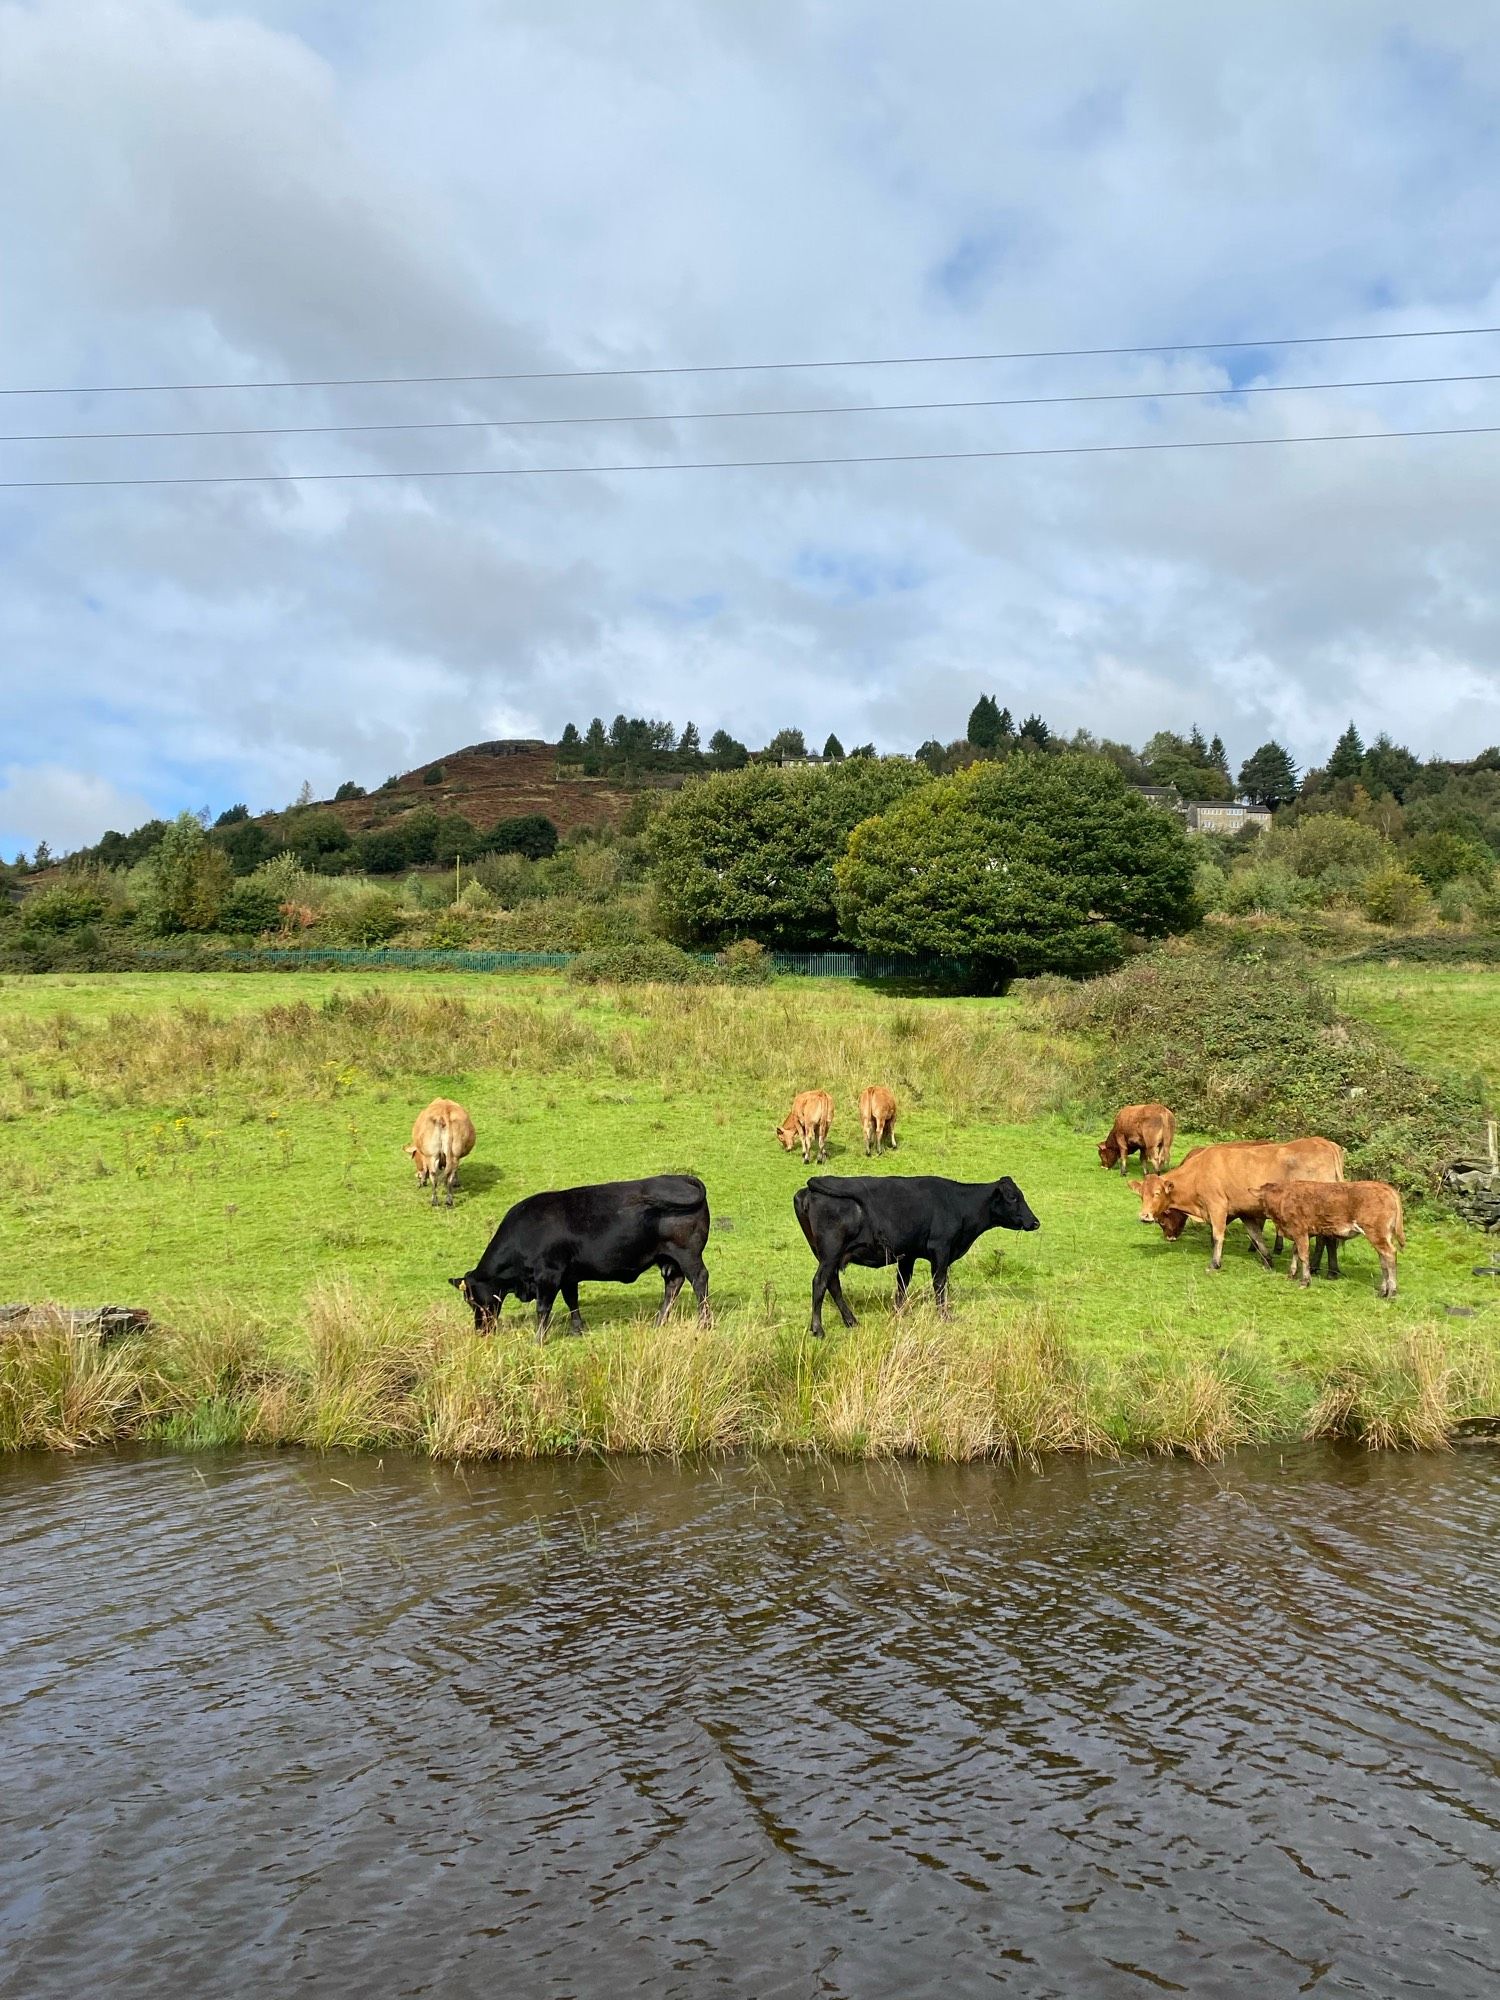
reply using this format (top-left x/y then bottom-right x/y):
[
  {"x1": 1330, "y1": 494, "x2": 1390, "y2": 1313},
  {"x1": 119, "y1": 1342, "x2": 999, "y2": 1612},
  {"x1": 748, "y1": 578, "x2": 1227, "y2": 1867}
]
[
  {"x1": 1132, "y1": 1136, "x2": 1345, "y2": 1271},
  {"x1": 776, "y1": 1090, "x2": 833, "y2": 1165},
  {"x1": 1255, "y1": 1179, "x2": 1405, "y2": 1298},
  {"x1": 405, "y1": 1097, "x2": 477, "y2": 1208},
  {"x1": 1098, "y1": 1102, "x2": 1175, "y2": 1175},
  {"x1": 859, "y1": 1086, "x2": 899, "y2": 1158}
]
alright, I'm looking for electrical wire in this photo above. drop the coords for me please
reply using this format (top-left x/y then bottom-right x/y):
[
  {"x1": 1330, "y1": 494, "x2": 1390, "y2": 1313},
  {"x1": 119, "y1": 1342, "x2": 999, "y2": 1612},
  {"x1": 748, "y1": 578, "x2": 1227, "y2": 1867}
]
[
  {"x1": 2, "y1": 421, "x2": 1497, "y2": 491},
  {"x1": 4, "y1": 369, "x2": 1497, "y2": 445},
  {"x1": 4, "y1": 323, "x2": 1500, "y2": 398}
]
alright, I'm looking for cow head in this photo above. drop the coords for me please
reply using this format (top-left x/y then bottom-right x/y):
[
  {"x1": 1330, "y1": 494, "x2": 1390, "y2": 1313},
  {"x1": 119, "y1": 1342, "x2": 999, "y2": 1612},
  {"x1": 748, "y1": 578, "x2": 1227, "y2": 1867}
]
[
  {"x1": 1097, "y1": 1135, "x2": 1121, "y2": 1170},
  {"x1": 989, "y1": 1177, "x2": 1041, "y2": 1232},
  {"x1": 1133, "y1": 1175, "x2": 1176, "y2": 1225},
  {"x1": 774, "y1": 1120, "x2": 798, "y2": 1150},
  {"x1": 404, "y1": 1141, "x2": 430, "y2": 1186},
  {"x1": 449, "y1": 1273, "x2": 504, "y2": 1330}
]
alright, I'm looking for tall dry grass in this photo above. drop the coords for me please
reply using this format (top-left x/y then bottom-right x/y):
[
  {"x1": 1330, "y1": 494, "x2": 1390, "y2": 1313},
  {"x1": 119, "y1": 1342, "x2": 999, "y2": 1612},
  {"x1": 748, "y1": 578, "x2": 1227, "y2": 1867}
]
[
  {"x1": 0, "y1": 982, "x2": 1059, "y2": 1123},
  {"x1": 6, "y1": 1292, "x2": 1495, "y2": 1462}
]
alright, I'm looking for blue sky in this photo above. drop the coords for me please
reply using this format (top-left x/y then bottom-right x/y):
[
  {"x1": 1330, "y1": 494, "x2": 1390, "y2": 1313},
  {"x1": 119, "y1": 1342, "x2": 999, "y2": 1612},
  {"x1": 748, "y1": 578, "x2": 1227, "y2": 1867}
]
[{"x1": 2, "y1": 0, "x2": 1499, "y2": 852}]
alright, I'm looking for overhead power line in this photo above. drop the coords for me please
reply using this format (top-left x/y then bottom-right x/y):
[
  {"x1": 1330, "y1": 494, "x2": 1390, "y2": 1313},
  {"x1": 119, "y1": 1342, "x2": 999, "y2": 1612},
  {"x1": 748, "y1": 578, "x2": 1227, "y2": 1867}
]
[
  {"x1": 3, "y1": 323, "x2": 1499, "y2": 398},
  {"x1": 2, "y1": 421, "x2": 1496, "y2": 491},
  {"x1": 4, "y1": 369, "x2": 1497, "y2": 445}
]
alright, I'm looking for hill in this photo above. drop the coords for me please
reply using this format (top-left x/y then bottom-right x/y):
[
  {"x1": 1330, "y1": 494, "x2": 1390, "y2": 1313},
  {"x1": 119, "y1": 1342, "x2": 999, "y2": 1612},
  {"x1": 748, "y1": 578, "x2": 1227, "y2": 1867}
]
[{"x1": 307, "y1": 738, "x2": 678, "y2": 839}]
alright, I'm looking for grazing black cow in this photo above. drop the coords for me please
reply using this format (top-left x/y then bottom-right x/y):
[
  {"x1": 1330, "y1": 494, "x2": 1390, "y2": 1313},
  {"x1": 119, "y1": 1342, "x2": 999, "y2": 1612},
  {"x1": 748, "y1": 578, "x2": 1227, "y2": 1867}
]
[
  {"x1": 451, "y1": 1175, "x2": 711, "y2": 1339},
  {"x1": 792, "y1": 1174, "x2": 1040, "y2": 1336}
]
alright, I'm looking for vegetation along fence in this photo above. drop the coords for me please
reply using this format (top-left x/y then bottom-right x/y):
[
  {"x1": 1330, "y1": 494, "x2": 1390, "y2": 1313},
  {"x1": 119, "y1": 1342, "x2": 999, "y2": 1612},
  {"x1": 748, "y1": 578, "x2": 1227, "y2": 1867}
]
[{"x1": 132, "y1": 946, "x2": 968, "y2": 980}]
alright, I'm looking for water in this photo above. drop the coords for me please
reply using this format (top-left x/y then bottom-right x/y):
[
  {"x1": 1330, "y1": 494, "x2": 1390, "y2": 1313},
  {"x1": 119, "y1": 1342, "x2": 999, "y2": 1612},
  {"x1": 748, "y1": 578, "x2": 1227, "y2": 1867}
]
[{"x1": 2, "y1": 1447, "x2": 1496, "y2": 1998}]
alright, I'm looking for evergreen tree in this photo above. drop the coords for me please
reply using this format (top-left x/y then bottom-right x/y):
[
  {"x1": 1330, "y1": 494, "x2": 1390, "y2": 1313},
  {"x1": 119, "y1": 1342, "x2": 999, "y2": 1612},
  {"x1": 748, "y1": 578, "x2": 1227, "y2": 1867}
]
[
  {"x1": 1327, "y1": 721, "x2": 1365, "y2": 780},
  {"x1": 32, "y1": 840, "x2": 51, "y2": 870},
  {"x1": 558, "y1": 722, "x2": 583, "y2": 762},
  {"x1": 822, "y1": 733, "x2": 846, "y2": 761},
  {"x1": 915, "y1": 739, "x2": 946, "y2": 774},
  {"x1": 1018, "y1": 713, "x2": 1051, "y2": 750},
  {"x1": 1208, "y1": 734, "x2": 1230, "y2": 776},
  {"x1": 967, "y1": 694, "x2": 1004, "y2": 751},
  {"x1": 707, "y1": 728, "x2": 749, "y2": 769},
  {"x1": 1189, "y1": 724, "x2": 1209, "y2": 758},
  {"x1": 996, "y1": 707, "x2": 1014, "y2": 739},
  {"x1": 678, "y1": 721, "x2": 702, "y2": 758},
  {"x1": 1237, "y1": 741, "x2": 1300, "y2": 808},
  {"x1": 766, "y1": 727, "x2": 807, "y2": 760}
]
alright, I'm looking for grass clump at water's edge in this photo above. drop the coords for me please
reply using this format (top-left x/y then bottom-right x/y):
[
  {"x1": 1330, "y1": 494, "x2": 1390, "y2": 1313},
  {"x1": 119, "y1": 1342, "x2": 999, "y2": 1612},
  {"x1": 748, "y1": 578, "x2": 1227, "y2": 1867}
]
[{"x1": 3, "y1": 1289, "x2": 1498, "y2": 1464}]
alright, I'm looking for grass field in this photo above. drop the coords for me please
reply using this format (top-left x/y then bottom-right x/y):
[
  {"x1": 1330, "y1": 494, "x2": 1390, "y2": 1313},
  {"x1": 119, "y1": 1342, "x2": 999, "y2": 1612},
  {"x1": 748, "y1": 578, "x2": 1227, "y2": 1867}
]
[
  {"x1": 1336, "y1": 965, "x2": 1499, "y2": 1098},
  {"x1": 2, "y1": 966, "x2": 1497, "y2": 1460}
]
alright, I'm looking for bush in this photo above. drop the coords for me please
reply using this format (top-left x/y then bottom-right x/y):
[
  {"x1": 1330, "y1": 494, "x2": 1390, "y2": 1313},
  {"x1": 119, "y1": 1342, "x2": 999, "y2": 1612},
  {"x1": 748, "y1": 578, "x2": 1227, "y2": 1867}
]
[
  {"x1": 717, "y1": 938, "x2": 774, "y2": 984},
  {"x1": 483, "y1": 813, "x2": 559, "y2": 860},
  {"x1": 1360, "y1": 864, "x2": 1433, "y2": 928},
  {"x1": 19, "y1": 883, "x2": 110, "y2": 933},
  {"x1": 218, "y1": 880, "x2": 283, "y2": 935},
  {"x1": 1035, "y1": 951, "x2": 1484, "y2": 1195},
  {"x1": 422, "y1": 764, "x2": 445, "y2": 786},
  {"x1": 333, "y1": 781, "x2": 367, "y2": 803},
  {"x1": 567, "y1": 941, "x2": 716, "y2": 985},
  {"x1": 324, "y1": 889, "x2": 404, "y2": 946}
]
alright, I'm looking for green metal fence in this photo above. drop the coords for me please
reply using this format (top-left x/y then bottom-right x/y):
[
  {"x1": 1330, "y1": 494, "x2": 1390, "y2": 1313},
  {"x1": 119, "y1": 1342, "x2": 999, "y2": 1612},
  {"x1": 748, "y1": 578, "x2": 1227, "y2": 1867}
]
[{"x1": 133, "y1": 945, "x2": 969, "y2": 981}]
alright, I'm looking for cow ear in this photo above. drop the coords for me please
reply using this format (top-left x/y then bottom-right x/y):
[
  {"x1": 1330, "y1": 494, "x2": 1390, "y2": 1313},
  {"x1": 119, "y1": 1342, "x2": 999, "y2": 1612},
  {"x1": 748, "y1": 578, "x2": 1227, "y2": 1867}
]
[
  {"x1": 448, "y1": 1276, "x2": 464, "y2": 1290},
  {"x1": 1127, "y1": 1178, "x2": 1144, "y2": 1193}
]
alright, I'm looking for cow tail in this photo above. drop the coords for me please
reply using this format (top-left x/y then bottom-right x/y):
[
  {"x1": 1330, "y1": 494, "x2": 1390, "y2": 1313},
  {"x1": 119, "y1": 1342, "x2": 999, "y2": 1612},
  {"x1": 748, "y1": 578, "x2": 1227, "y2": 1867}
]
[
  {"x1": 433, "y1": 1115, "x2": 449, "y2": 1177},
  {"x1": 1334, "y1": 1143, "x2": 1347, "y2": 1180},
  {"x1": 1394, "y1": 1196, "x2": 1406, "y2": 1250}
]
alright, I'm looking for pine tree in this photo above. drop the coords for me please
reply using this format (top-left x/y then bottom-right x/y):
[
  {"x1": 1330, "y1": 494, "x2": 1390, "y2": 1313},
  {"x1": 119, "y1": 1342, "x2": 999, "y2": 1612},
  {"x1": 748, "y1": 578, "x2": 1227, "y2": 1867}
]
[
  {"x1": 1208, "y1": 733, "x2": 1230, "y2": 776},
  {"x1": 1237, "y1": 741, "x2": 1300, "y2": 808},
  {"x1": 1018, "y1": 713, "x2": 1051, "y2": 750},
  {"x1": 766, "y1": 727, "x2": 807, "y2": 761},
  {"x1": 967, "y1": 695, "x2": 1004, "y2": 751},
  {"x1": 1189, "y1": 724, "x2": 1209, "y2": 758},
  {"x1": 679, "y1": 721, "x2": 702, "y2": 758},
  {"x1": 584, "y1": 717, "x2": 608, "y2": 752},
  {"x1": 822, "y1": 733, "x2": 846, "y2": 761},
  {"x1": 996, "y1": 707, "x2": 1014, "y2": 738},
  {"x1": 1327, "y1": 722, "x2": 1365, "y2": 781},
  {"x1": 559, "y1": 722, "x2": 581, "y2": 749}
]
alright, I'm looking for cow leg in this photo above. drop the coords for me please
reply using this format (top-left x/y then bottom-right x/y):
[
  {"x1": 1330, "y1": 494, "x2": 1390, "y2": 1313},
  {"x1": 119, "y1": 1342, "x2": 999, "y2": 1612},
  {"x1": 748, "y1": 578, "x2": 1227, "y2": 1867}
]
[
  {"x1": 932, "y1": 1262, "x2": 954, "y2": 1319},
  {"x1": 802, "y1": 1132, "x2": 812, "y2": 1165},
  {"x1": 864, "y1": 1123, "x2": 873, "y2": 1158},
  {"x1": 810, "y1": 1261, "x2": 835, "y2": 1337},
  {"x1": 1325, "y1": 1238, "x2": 1341, "y2": 1279},
  {"x1": 887, "y1": 1124, "x2": 897, "y2": 1152},
  {"x1": 655, "y1": 1262, "x2": 686, "y2": 1326},
  {"x1": 817, "y1": 1130, "x2": 829, "y2": 1165},
  {"x1": 675, "y1": 1248, "x2": 712, "y2": 1328},
  {"x1": 1244, "y1": 1219, "x2": 1275, "y2": 1270},
  {"x1": 444, "y1": 1170, "x2": 456, "y2": 1209},
  {"x1": 1377, "y1": 1244, "x2": 1398, "y2": 1299},
  {"x1": 555, "y1": 1276, "x2": 586, "y2": 1337},
  {"x1": 1293, "y1": 1234, "x2": 1312, "y2": 1288},
  {"x1": 893, "y1": 1254, "x2": 917, "y2": 1312},
  {"x1": 533, "y1": 1284, "x2": 558, "y2": 1342},
  {"x1": 1208, "y1": 1207, "x2": 1228, "y2": 1272}
]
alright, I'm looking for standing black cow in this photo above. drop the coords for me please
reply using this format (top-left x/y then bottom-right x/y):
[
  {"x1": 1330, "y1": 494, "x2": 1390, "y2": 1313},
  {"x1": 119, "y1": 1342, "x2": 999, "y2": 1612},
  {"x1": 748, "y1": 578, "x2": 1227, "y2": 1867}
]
[
  {"x1": 450, "y1": 1175, "x2": 711, "y2": 1339},
  {"x1": 793, "y1": 1174, "x2": 1040, "y2": 1336}
]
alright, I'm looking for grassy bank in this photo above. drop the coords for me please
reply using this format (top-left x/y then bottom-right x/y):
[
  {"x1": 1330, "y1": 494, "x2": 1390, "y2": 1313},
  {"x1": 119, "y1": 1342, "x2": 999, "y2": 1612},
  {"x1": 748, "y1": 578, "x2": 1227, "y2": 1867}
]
[{"x1": 1, "y1": 968, "x2": 1497, "y2": 1461}]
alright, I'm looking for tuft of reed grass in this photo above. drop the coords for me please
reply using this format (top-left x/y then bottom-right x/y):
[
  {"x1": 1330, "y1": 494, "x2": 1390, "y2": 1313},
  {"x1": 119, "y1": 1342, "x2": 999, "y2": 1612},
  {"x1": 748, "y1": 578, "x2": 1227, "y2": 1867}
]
[
  {"x1": 0, "y1": 1311, "x2": 156, "y2": 1451},
  {"x1": 1303, "y1": 1324, "x2": 1498, "y2": 1450}
]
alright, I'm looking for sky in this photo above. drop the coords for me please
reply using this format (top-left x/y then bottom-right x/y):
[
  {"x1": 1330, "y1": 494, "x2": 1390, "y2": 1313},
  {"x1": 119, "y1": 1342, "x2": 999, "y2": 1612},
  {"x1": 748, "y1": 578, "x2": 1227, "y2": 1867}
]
[{"x1": 3, "y1": 0, "x2": 1500, "y2": 853}]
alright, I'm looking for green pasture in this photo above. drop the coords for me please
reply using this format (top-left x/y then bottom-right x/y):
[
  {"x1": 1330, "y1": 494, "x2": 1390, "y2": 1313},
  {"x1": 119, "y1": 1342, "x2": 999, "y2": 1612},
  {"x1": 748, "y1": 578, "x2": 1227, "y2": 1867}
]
[
  {"x1": 1, "y1": 966, "x2": 1494, "y2": 1380},
  {"x1": 1335, "y1": 964, "x2": 1498, "y2": 1099}
]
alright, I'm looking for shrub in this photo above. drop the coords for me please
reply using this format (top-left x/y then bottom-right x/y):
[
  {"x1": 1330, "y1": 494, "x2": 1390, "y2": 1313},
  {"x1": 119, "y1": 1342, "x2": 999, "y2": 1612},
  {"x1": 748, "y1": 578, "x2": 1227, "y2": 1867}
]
[
  {"x1": 333, "y1": 781, "x2": 367, "y2": 803},
  {"x1": 567, "y1": 941, "x2": 716, "y2": 985},
  {"x1": 718, "y1": 937, "x2": 773, "y2": 984},
  {"x1": 19, "y1": 882, "x2": 110, "y2": 933},
  {"x1": 140, "y1": 812, "x2": 232, "y2": 933},
  {"x1": 484, "y1": 813, "x2": 559, "y2": 861},
  {"x1": 422, "y1": 764, "x2": 445, "y2": 786},
  {"x1": 325, "y1": 889, "x2": 404, "y2": 946},
  {"x1": 1360, "y1": 863, "x2": 1433, "y2": 928},
  {"x1": 218, "y1": 880, "x2": 283, "y2": 935},
  {"x1": 1034, "y1": 951, "x2": 1484, "y2": 1195}
]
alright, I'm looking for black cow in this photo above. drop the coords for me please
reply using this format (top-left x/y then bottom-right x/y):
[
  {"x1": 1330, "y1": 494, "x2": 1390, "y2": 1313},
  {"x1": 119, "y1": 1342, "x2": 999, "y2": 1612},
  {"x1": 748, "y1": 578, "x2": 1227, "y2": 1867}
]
[
  {"x1": 451, "y1": 1175, "x2": 711, "y2": 1339},
  {"x1": 793, "y1": 1174, "x2": 1040, "y2": 1336}
]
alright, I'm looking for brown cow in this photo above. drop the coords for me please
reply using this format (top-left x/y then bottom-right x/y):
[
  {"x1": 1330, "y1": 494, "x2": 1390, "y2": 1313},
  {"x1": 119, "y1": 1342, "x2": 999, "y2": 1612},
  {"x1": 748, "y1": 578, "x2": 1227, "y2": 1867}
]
[
  {"x1": 1132, "y1": 1137, "x2": 1346, "y2": 1271},
  {"x1": 859, "y1": 1087, "x2": 899, "y2": 1158},
  {"x1": 1256, "y1": 1179, "x2": 1405, "y2": 1297},
  {"x1": 405, "y1": 1097, "x2": 477, "y2": 1208},
  {"x1": 1098, "y1": 1103, "x2": 1175, "y2": 1176},
  {"x1": 776, "y1": 1090, "x2": 833, "y2": 1165}
]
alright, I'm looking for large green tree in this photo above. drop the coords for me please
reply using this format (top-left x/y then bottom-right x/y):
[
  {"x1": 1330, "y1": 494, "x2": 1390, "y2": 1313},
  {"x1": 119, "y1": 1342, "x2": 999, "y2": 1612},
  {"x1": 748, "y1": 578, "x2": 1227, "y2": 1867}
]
[
  {"x1": 834, "y1": 754, "x2": 1199, "y2": 980},
  {"x1": 649, "y1": 757, "x2": 930, "y2": 947},
  {"x1": 142, "y1": 811, "x2": 232, "y2": 933},
  {"x1": 1327, "y1": 721, "x2": 1365, "y2": 780},
  {"x1": 966, "y1": 694, "x2": 1006, "y2": 752},
  {"x1": 1237, "y1": 740, "x2": 1299, "y2": 808}
]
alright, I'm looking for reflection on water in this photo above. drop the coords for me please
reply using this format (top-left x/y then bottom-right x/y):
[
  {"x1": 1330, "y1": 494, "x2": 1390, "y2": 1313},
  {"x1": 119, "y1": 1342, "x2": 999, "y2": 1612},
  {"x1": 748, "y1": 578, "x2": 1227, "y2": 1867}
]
[{"x1": 1, "y1": 1445, "x2": 1497, "y2": 1998}]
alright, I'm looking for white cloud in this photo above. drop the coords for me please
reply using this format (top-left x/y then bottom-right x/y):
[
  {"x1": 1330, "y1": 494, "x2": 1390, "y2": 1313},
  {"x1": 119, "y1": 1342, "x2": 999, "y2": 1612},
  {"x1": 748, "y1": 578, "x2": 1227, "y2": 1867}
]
[
  {"x1": 2, "y1": 0, "x2": 1500, "y2": 848},
  {"x1": 0, "y1": 764, "x2": 155, "y2": 857}
]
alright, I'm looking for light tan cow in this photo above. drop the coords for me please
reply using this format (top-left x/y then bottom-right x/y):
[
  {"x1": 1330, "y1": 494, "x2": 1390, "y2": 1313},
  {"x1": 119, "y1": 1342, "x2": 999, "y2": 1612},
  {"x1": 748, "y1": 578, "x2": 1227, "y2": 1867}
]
[
  {"x1": 1098, "y1": 1102, "x2": 1175, "y2": 1175},
  {"x1": 859, "y1": 1087, "x2": 899, "y2": 1157},
  {"x1": 1256, "y1": 1179, "x2": 1405, "y2": 1297},
  {"x1": 405, "y1": 1098, "x2": 476, "y2": 1208},
  {"x1": 776, "y1": 1090, "x2": 834, "y2": 1165},
  {"x1": 1132, "y1": 1137, "x2": 1345, "y2": 1271}
]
